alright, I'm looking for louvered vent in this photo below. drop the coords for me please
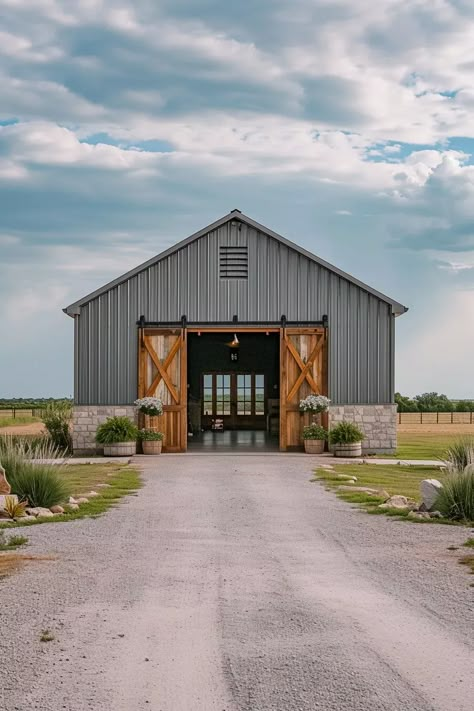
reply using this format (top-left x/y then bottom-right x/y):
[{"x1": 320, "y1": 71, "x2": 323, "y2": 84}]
[{"x1": 219, "y1": 245, "x2": 248, "y2": 279}]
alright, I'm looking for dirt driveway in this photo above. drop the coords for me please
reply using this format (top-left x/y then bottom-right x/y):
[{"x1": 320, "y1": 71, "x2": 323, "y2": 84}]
[{"x1": 1, "y1": 455, "x2": 473, "y2": 710}]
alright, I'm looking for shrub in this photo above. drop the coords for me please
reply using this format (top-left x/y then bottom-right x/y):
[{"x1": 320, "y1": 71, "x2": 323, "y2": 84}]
[
  {"x1": 95, "y1": 416, "x2": 138, "y2": 444},
  {"x1": 329, "y1": 421, "x2": 364, "y2": 445},
  {"x1": 138, "y1": 429, "x2": 164, "y2": 441},
  {"x1": 42, "y1": 401, "x2": 72, "y2": 451},
  {"x1": 444, "y1": 438, "x2": 474, "y2": 470},
  {"x1": 1, "y1": 495, "x2": 27, "y2": 519},
  {"x1": 0, "y1": 436, "x2": 69, "y2": 508},
  {"x1": 302, "y1": 424, "x2": 327, "y2": 440},
  {"x1": 435, "y1": 470, "x2": 474, "y2": 522}
]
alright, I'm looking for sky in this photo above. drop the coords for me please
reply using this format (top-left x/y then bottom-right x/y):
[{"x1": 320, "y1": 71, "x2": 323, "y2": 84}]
[{"x1": 0, "y1": 0, "x2": 473, "y2": 399}]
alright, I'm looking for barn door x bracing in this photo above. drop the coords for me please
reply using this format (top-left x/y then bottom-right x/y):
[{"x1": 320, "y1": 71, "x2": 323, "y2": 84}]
[
  {"x1": 138, "y1": 328, "x2": 187, "y2": 452},
  {"x1": 280, "y1": 327, "x2": 327, "y2": 450}
]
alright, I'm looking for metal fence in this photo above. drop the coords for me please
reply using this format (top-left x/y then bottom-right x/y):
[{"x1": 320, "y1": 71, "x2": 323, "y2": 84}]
[
  {"x1": 0, "y1": 408, "x2": 44, "y2": 419},
  {"x1": 399, "y1": 412, "x2": 474, "y2": 425}
]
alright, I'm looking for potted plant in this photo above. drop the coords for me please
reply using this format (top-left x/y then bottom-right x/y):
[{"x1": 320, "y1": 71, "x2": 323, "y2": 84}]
[
  {"x1": 302, "y1": 424, "x2": 327, "y2": 454},
  {"x1": 134, "y1": 397, "x2": 164, "y2": 417},
  {"x1": 139, "y1": 429, "x2": 164, "y2": 455},
  {"x1": 95, "y1": 416, "x2": 138, "y2": 456},
  {"x1": 299, "y1": 395, "x2": 330, "y2": 422},
  {"x1": 329, "y1": 421, "x2": 364, "y2": 458}
]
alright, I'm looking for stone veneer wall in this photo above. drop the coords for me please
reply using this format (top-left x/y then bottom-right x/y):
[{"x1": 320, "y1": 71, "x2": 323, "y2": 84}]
[
  {"x1": 72, "y1": 405, "x2": 137, "y2": 454},
  {"x1": 328, "y1": 404, "x2": 397, "y2": 454}
]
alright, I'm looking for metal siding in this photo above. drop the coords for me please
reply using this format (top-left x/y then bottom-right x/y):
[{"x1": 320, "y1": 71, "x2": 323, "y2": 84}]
[{"x1": 74, "y1": 225, "x2": 394, "y2": 406}]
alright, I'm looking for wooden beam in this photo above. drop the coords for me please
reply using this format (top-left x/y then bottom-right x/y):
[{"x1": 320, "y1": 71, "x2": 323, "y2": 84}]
[{"x1": 144, "y1": 335, "x2": 181, "y2": 402}]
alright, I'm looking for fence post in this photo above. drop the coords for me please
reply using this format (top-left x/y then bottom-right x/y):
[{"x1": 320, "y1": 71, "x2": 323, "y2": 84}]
[
  {"x1": 451, "y1": 411, "x2": 453, "y2": 424},
  {"x1": 437, "y1": 411, "x2": 439, "y2": 424},
  {"x1": 13, "y1": 408, "x2": 16, "y2": 419},
  {"x1": 420, "y1": 411, "x2": 423, "y2": 424}
]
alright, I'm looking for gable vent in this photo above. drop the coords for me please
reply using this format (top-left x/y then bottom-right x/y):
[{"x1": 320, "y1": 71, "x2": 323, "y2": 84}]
[{"x1": 219, "y1": 245, "x2": 248, "y2": 279}]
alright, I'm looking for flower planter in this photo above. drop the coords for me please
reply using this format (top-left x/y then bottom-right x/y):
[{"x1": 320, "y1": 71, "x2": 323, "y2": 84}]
[
  {"x1": 333, "y1": 442, "x2": 362, "y2": 458},
  {"x1": 304, "y1": 439, "x2": 325, "y2": 454},
  {"x1": 103, "y1": 442, "x2": 136, "y2": 457},
  {"x1": 142, "y1": 440, "x2": 163, "y2": 455}
]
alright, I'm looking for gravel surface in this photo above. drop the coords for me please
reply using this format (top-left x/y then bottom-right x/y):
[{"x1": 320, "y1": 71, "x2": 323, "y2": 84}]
[{"x1": 0, "y1": 454, "x2": 473, "y2": 711}]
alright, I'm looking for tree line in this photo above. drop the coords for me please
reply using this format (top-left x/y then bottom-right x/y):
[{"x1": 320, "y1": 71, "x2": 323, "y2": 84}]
[{"x1": 395, "y1": 392, "x2": 474, "y2": 412}]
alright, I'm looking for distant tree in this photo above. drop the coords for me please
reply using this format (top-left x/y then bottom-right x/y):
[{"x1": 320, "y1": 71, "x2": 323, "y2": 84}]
[
  {"x1": 394, "y1": 392, "x2": 418, "y2": 412},
  {"x1": 455, "y1": 400, "x2": 474, "y2": 412},
  {"x1": 413, "y1": 392, "x2": 453, "y2": 412}
]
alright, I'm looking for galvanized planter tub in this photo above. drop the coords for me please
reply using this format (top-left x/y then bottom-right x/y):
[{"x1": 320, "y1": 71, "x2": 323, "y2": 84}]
[
  {"x1": 103, "y1": 442, "x2": 136, "y2": 457},
  {"x1": 304, "y1": 439, "x2": 325, "y2": 454},
  {"x1": 333, "y1": 442, "x2": 362, "y2": 458}
]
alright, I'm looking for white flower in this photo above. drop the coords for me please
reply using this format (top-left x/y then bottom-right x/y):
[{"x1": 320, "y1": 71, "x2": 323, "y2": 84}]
[
  {"x1": 134, "y1": 397, "x2": 164, "y2": 415},
  {"x1": 299, "y1": 395, "x2": 330, "y2": 413}
]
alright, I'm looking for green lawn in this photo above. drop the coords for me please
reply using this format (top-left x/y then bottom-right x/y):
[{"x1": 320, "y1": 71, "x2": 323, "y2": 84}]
[
  {"x1": 393, "y1": 432, "x2": 474, "y2": 460},
  {"x1": 0, "y1": 463, "x2": 141, "y2": 528},
  {"x1": 315, "y1": 463, "x2": 446, "y2": 501},
  {"x1": 0, "y1": 415, "x2": 41, "y2": 428}
]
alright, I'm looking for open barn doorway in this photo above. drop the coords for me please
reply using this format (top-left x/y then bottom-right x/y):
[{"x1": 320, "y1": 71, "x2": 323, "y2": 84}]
[{"x1": 186, "y1": 330, "x2": 280, "y2": 452}]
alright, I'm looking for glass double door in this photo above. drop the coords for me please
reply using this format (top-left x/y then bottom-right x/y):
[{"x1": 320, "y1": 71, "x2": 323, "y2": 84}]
[{"x1": 202, "y1": 372, "x2": 265, "y2": 429}]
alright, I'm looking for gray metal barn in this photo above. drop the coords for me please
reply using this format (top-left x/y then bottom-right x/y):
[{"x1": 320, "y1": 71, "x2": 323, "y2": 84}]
[{"x1": 64, "y1": 210, "x2": 407, "y2": 453}]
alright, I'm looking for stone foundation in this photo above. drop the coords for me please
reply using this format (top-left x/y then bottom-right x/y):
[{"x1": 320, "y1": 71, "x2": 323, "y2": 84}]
[
  {"x1": 328, "y1": 404, "x2": 397, "y2": 454},
  {"x1": 72, "y1": 405, "x2": 137, "y2": 455}
]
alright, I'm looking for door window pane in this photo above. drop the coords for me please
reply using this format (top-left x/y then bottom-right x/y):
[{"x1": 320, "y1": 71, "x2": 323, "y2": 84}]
[
  {"x1": 255, "y1": 374, "x2": 265, "y2": 415},
  {"x1": 237, "y1": 373, "x2": 252, "y2": 415},
  {"x1": 216, "y1": 374, "x2": 231, "y2": 415}
]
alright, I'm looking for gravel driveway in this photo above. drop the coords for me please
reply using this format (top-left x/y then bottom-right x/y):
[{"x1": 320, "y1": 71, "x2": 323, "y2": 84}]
[{"x1": 1, "y1": 454, "x2": 473, "y2": 711}]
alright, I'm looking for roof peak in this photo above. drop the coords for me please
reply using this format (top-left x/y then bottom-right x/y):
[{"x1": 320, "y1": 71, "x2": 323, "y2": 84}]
[{"x1": 64, "y1": 209, "x2": 407, "y2": 316}]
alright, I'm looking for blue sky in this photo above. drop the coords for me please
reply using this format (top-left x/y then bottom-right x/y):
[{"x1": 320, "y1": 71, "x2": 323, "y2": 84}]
[{"x1": 1, "y1": 0, "x2": 473, "y2": 398}]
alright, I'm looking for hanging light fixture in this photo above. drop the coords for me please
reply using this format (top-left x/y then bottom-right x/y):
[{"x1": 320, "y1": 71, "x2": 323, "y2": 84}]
[{"x1": 226, "y1": 333, "x2": 240, "y2": 348}]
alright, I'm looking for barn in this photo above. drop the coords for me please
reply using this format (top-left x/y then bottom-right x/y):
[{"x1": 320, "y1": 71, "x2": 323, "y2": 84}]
[{"x1": 64, "y1": 210, "x2": 407, "y2": 454}]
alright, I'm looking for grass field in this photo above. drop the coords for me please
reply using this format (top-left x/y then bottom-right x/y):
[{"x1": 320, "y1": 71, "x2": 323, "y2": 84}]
[
  {"x1": 394, "y1": 431, "x2": 474, "y2": 460},
  {"x1": 315, "y1": 463, "x2": 446, "y2": 502},
  {"x1": 0, "y1": 415, "x2": 41, "y2": 428}
]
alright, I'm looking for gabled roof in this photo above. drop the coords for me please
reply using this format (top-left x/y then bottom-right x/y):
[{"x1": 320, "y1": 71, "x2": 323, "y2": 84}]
[{"x1": 64, "y1": 209, "x2": 408, "y2": 316}]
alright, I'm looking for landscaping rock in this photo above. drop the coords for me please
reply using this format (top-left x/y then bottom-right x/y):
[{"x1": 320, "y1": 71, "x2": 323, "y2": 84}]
[
  {"x1": 429, "y1": 510, "x2": 443, "y2": 519},
  {"x1": 68, "y1": 496, "x2": 78, "y2": 504},
  {"x1": 378, "y1": 495, "x2": 417, "y2": 511},
  {"x1": 408, "y1": 510, "x2": 431, "y2": 520},
  {"x1": 420, "y1": 479, "x2": 443, "y2": 511},
  {"x1": 50, "y1": 505, "x2": 65, "y2": 514},
  {"x1": 337, "y1": 486, "x2": 381, "y2": 495},
  {"x1": 26, "y1": 507, "x2": 54, "y2": 518},
  {"x1": 0, "y1": 464, "x2": 11, "y2": 495},
  {"x1": 87, "y1": 491, "x2": 99, "y2": 497},
  {"x1": 76, "y1": 497, "x2": 89, "y2": 504},
  {"x1": 336, "y1": 474, "x2": 358, "y2": 482},
  {"x1": 67, "y1": 503, "x2": 79, "y2": 511}
]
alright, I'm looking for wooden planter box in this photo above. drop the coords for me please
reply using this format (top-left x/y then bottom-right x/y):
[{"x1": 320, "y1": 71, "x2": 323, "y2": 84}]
[
  {"x1": 304, "y1": 439, "x2": 325, "y2": 454},
  {"x1": 142, "y1": 440, "x2": 163, "y2": 455},
  {"x1": 103, "y1": 442, "x2": 136, "y2": 457},
  {"x1": 333, "y1": 442, "x2": 362, "y2": 458}
]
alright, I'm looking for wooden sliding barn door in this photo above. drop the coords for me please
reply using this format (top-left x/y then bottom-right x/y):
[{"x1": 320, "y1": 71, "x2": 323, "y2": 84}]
[
  {"x1": 138, "y1": 328, "x2": 187, "y2": 452},
  {"x1": 280, "y1": 327, "x2": 327, "y2": 450}
]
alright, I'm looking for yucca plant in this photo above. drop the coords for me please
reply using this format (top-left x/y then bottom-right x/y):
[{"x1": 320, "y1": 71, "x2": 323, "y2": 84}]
[
  {"x1": 1, "y1": 495, "x2": 28, "y2": 519},
  {"x1": 0, "y1": 436, "x2": 69, "y2": 508},
  {"x1": 435, "y1": 470, "x2": 474, "y2": 522},
  {"x1": 443, "y1": 438, "x2": 474, "y2": 469}
]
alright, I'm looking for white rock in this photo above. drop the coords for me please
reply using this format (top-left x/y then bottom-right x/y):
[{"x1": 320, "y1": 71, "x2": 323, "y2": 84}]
[
  {"x1": 67, "y1": 503, "x2": 80, "y2": 511},
  {"x1": 26, "y1": 507, "x2": 54, "y2": 518},
  {"x1": 379, "y1": 495, "x2": 417, "y2": 511},
  {"x1": 68, "y1": 496, "x2": 78, "y2": 504},
  {"x1": 336, "y1": 474, "x2": 358, "y2": 482},
  {"x1": 87, "y1": 491, "x2": 99, "y2": 497},
  {"x1": 420, "y1": 479, "x2": 443, "y2": 511},
  {"x1": 76, "y1": 497, "x2": 89, "y2": 504}
]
